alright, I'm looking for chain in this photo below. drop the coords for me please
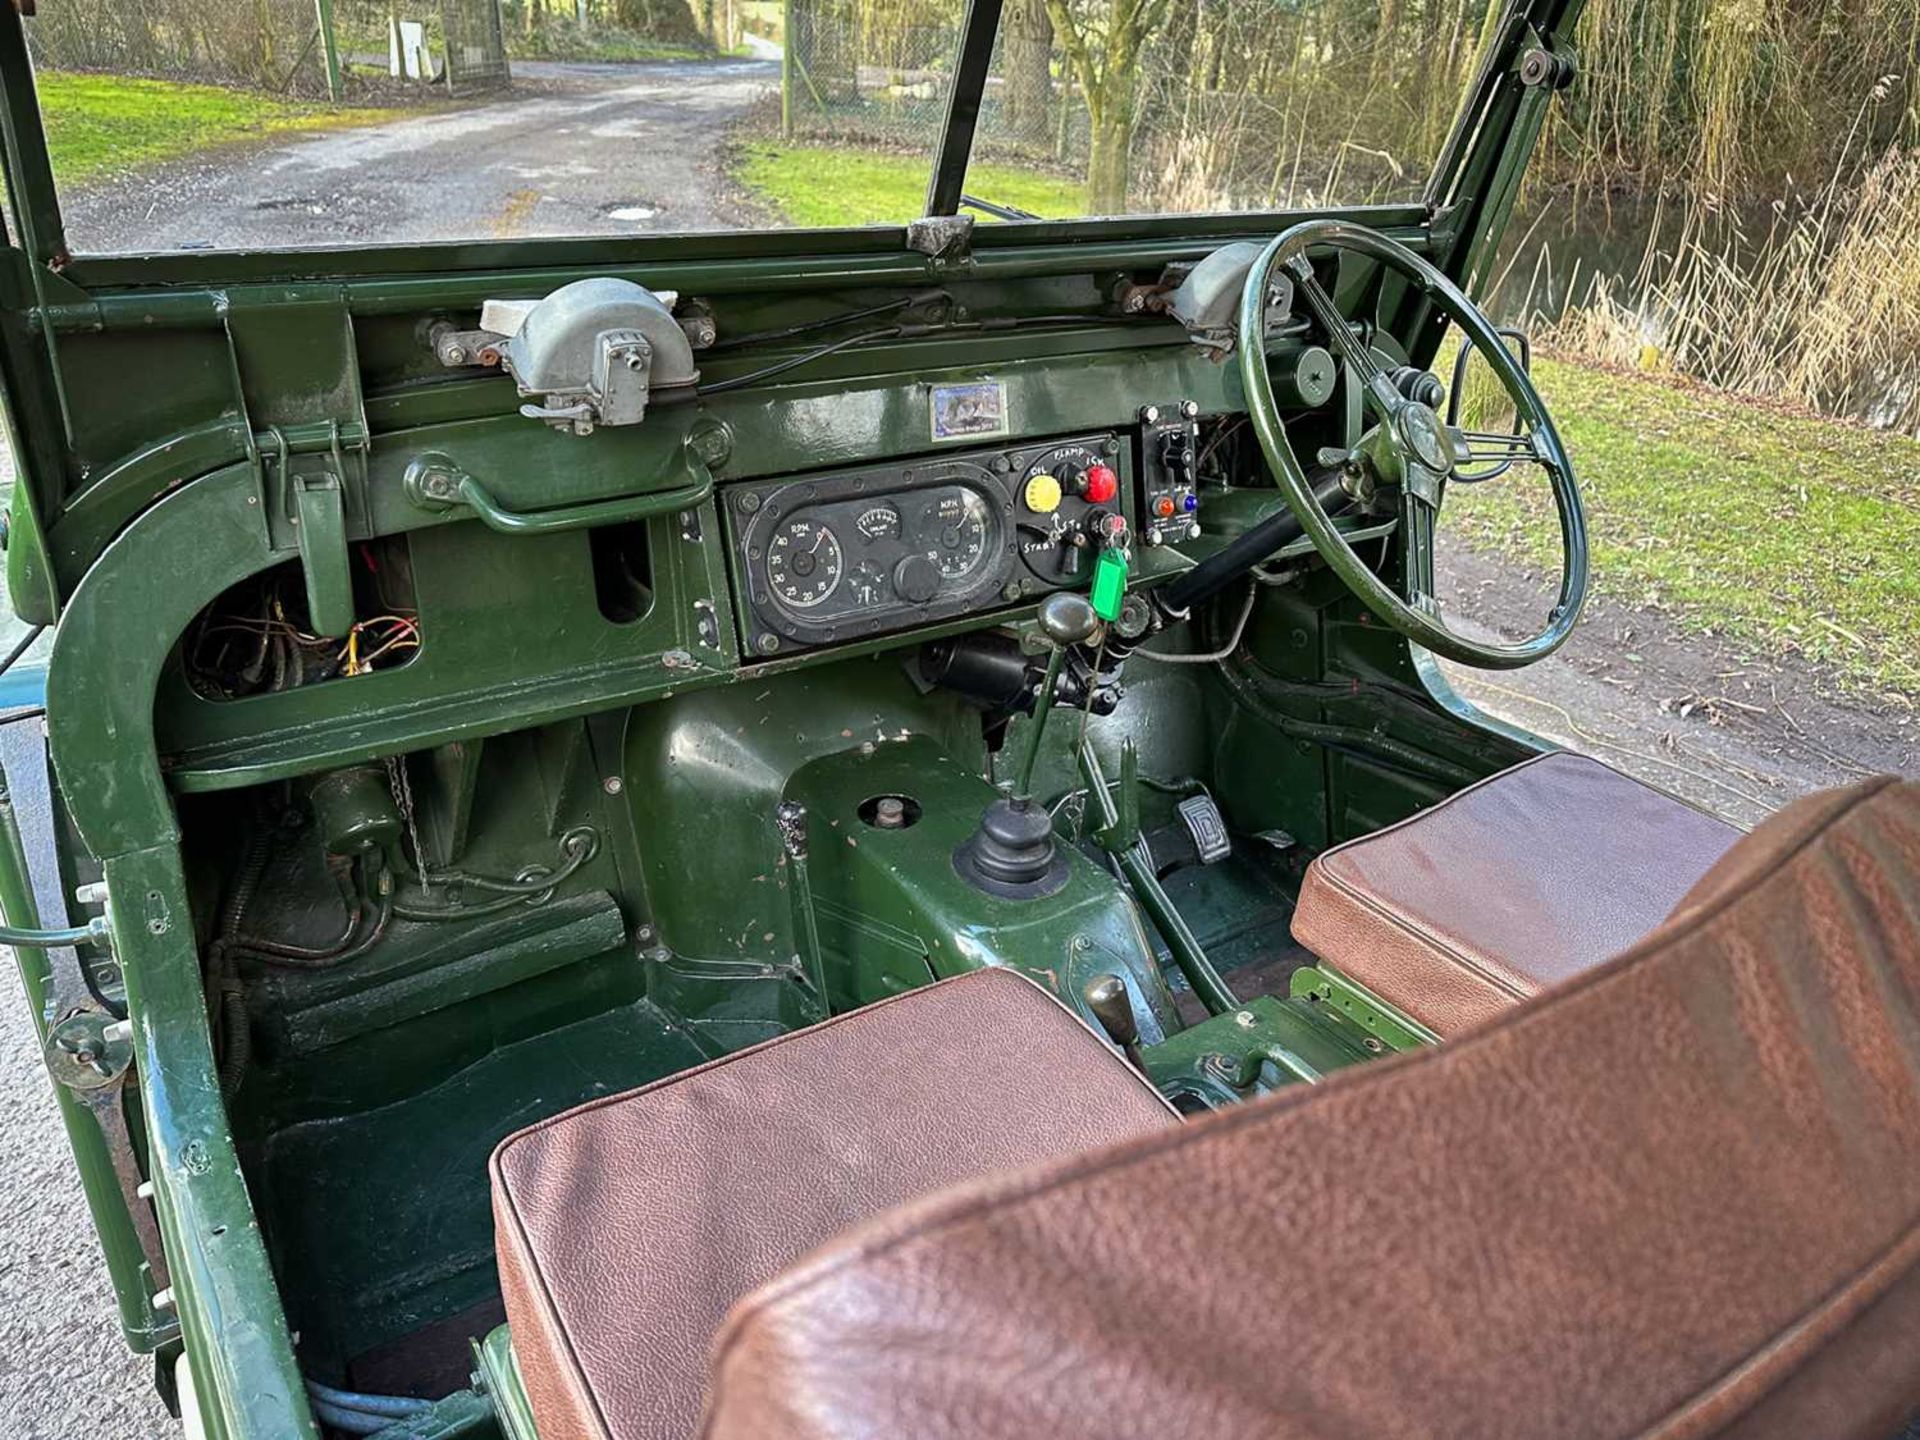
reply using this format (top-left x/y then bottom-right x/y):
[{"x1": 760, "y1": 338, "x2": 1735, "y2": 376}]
[{"x1": 384, "y1": 754, "x2": 432, "y2": 889}]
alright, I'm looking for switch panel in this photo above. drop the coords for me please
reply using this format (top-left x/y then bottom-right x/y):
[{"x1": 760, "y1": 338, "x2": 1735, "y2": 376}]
[
  {"x1": 1013, "y1": 437, "x2": 1131, "y2": 588},
  {"x1": 1137, "y1": 401, "x2": 1202, "y2": 548}
]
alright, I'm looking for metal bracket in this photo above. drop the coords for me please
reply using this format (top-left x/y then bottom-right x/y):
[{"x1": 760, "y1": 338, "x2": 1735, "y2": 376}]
[
  {"x1": 293, "y1": 472, "x2": 354, "y2": 638},
  {"x1": 906, "y1": 214, "x2": 974, "y2": 263}
]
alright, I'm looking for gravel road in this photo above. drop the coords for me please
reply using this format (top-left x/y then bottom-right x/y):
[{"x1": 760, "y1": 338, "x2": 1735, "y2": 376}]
[
  {"x1": 59, "y1": 57, "x2": 778, "y2": 252},
  {"x1": 1433, "y1": 541, "x2": 1916, "y2": 828},
  {"x1": 0, "y1": 861, "x2": 174, "y2": 1439}
]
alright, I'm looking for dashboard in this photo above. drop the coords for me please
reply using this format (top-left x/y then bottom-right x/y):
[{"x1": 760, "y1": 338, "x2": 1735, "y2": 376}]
[{"x1": 725, "y1": 416, "x2": 1202, "y2": 657}]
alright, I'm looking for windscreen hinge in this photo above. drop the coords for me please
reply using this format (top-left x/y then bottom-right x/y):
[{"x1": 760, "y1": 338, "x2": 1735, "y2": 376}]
[{"x1": 1519, "y1": 44, "x2": 1576, "y2": 91}]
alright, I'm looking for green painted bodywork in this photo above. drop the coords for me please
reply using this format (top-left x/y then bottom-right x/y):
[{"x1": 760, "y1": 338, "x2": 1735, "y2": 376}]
[
  {"x1": 475, "y1": 1328, "x2": 540, "y2": 1440},
  {"x1": 0, "y1": 1, "x2": 1591, "y2": 1433}
]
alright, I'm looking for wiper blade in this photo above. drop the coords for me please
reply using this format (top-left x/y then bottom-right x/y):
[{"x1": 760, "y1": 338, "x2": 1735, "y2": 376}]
[{"x1": 960, "y1": 193, "x2": 1042, "y2": 222}]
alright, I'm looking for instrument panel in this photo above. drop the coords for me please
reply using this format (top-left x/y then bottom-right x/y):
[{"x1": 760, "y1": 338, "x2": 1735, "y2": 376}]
[{"x1": 727, "y1": 433, "x2": 1132, "y2": 656}]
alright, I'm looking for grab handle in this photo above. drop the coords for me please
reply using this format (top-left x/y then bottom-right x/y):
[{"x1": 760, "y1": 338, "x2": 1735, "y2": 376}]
[{"x1": 403, "y1": 454, "x2": 713, "y2": 536}]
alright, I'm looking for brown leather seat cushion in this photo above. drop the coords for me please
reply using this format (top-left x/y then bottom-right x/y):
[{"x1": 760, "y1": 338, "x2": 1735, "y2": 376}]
[
  {"x1": 1293, "y1": 750, "x2": 1740, "y2": 1034},
  {"x1": 705, "y1": 778, "x2": 1920, "y2": 1440},
  {"x1": 490, "y1": 966, "x2": 1176, "y2": 1440}
]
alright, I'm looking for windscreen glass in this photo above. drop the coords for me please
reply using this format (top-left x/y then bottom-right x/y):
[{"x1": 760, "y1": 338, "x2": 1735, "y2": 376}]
[{"x1": 26, "y1": 0, "x2": 1465, "y2": 253}]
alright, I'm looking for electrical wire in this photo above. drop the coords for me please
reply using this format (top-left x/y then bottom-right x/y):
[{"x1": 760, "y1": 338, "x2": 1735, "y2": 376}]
[
  {"x1": 698, "y1": 327, "x2": 907, "y2": 396},
  {"x1": 307, "y1": 1399, "x2": 390, "y2": 1435},
  {"x1": 77, "y1": 950, "x2": 127, "y2": 1020},
  {"x1": 697, "y1": 313, "x2": 1167, "y2": 398},
  {"x1": 1193, "y1": 416, "x2": 1247, "y2": 479},
  {"x1": 706, "y1": 293, "x2": 937, "y2": 353},
  {"x1": 0, "y1": 624, "x2": 45, "y2": 676},
  {"x1": 1128, "y1": 584, "x2": 1259, "y2": 665},
  {"x1": 305, "y1": 1379, "x2": 432, "y2": 1420},
  {"x1": 239, "y1": 893, "x2": 393, "y2": 970}
]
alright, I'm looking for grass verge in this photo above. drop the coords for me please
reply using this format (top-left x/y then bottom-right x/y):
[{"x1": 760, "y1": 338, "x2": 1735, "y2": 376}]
[
  {"x1": 508, "y1": 28, "x2": 727, "y2": 62},
  {"x1": 731, "y1": 141, "x2": 1085, "y2": 228},
  {"x1": 37, "y1": 72, "x2": 405, "y2": 187},
  {"x1": 1446, "y1": 354, "x2": 1920, "y2": 700}
]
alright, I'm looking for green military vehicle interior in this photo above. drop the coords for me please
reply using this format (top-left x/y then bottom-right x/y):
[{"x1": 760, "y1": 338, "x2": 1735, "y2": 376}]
[{"x1": 0, "y1": 1, "x2": 1593, "y2": 1434}]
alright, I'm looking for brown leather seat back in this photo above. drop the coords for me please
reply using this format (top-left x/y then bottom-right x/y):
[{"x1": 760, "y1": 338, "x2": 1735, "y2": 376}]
[{"x1": 704, "y1": 779, "x2": 1920, "y2": 1440}]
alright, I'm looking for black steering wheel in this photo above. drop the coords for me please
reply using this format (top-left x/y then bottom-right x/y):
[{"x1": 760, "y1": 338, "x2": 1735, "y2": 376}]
[{"x1": 1239, "y1": 219, "x2": 1589, "y2": 669}]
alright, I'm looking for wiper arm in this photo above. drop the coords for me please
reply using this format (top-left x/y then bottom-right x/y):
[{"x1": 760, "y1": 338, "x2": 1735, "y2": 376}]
[{"x1": 960, "y1": 194, "x2": 1042, "y2": 222}]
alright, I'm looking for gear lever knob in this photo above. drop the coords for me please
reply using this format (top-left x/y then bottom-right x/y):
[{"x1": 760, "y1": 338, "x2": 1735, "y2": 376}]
[{"x1": 1038, "y1": 592, "x2": 1099, "y2": 649}]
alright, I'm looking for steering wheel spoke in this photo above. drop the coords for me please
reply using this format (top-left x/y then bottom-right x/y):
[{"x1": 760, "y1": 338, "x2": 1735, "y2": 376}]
[
  {"x1": 1448, "y1": 425, "x2": 1551, "y2": 482},
  {"x1": 1238, "y1": 220, "x2": 1589, "y2": 670},
  {"x1": 1286, "y1": 257, "x2": 1399, "y2": 419},
  {"x1": 1399, "y1": 480, "x2": 1441, "y2": 612}
]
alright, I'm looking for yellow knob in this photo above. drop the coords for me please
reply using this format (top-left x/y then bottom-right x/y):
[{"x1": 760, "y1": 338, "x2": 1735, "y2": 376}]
[{"x1": 1023, "y1": 473, "x2": 1063, "y2": 514}]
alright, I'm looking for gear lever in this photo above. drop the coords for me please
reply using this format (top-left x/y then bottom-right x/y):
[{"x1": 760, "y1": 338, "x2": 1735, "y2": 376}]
[
  {"x1": 1084, "y1": 973, "x2": 1144, "y2": 1068},
  {"x1": 1014, "y1": 592, "x2": 1100, "y2": 798},
  {"x1": 953, "y1": 592, "x2": 1100, "y2": 899}
]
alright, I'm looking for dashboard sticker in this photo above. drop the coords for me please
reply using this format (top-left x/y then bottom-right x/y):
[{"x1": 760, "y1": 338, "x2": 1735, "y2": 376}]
[{"x1": 930, "y1": 381, "x2": 1009, "y2": 443}]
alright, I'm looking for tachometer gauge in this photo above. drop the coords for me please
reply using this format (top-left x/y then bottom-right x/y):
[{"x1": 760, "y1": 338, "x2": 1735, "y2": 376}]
[
  {"x1": 766, "y1": 517, "x2": 844, "y2": 610},
  {"x1": 928, "y1": 489, "x2": 991, "y2": 581}
]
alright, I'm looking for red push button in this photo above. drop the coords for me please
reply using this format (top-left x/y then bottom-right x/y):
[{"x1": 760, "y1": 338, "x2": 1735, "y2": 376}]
[{"x1": 1082, "y1": 463, "x2": 1118, "y2": 505}]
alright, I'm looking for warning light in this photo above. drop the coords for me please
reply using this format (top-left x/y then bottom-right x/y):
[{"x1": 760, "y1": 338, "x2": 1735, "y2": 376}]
[
  {"x1": 1153, "y1": 496, "x2": 1177, "y2": 519},
  {"x1": 1081, "y1": 463, "x2": 1119, "y2": 504}
]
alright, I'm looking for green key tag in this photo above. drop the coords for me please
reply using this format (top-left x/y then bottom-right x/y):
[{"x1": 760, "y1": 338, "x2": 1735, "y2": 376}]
[{"x1": 1090, "y1": 547, "x2": 1129, "y2": 623}]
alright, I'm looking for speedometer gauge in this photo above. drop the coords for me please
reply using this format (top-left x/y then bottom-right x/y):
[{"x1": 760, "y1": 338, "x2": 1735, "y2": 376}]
[
  {"x1": 766, "y1": 517, "x2": 844, "y2": 610},
  {"x1": 927, "y1": 489, "x2": 992, "y2": 581}
]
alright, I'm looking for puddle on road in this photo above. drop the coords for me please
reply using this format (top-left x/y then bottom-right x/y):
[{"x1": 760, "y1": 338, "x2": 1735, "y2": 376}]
[{"x1": 607, "y1": 205, "x2": 659, "y2": 222}]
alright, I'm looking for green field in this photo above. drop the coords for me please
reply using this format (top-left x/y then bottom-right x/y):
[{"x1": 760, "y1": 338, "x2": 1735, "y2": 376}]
[
  {"x1": 36, "y1": 72, "x2": 404, "y2": 187},
  {"x1": 731, "y1": 141, "x2": 1086, "y2": 228},
  {"x1": 1447, "y1": 355, "x2": 1920, "y2": 699}
]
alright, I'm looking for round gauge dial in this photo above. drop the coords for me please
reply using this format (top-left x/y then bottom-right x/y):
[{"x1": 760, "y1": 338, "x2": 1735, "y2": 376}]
[
  {"x1": 765, "y1": 517, "x2": 845, "y2": 610},
  {"x1": 847, "y1": 560, "x2": 888, "y2": 608},
  {"x1": 926, "y1": 489, "x2": 992, "y2": 581},
  {"x1": 854, "y1": 504, "x2": 902, "y2": 544}
]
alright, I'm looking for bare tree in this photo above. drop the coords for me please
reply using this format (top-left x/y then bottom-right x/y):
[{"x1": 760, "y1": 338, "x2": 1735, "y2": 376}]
[
  {"x1": 1044, "y1": 0, "x2": 1176, "y2": 211},
  {"x1": 1004, "y1": 0, "x2": 1055, "y2": 154}
]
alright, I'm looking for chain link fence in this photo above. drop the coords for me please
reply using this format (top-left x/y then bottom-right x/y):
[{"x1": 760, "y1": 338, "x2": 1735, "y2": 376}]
[
  {"x1": 26, "y1": 0, "x2": 511, "y2": 99},
  {"x1": 775, "y1": 0, "x2": 962, "y2": 153},
  {"x1": 772, "y1": 0, "x2": 1463, "y2": 216}
]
